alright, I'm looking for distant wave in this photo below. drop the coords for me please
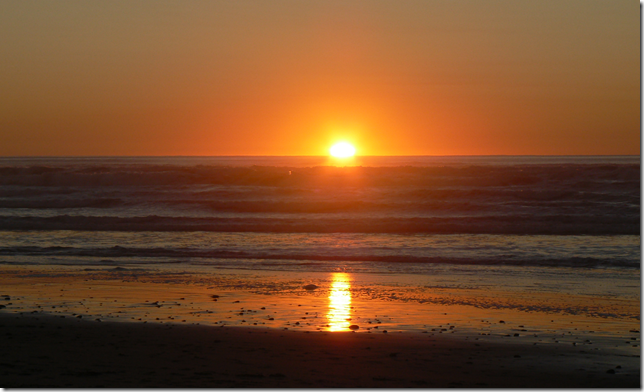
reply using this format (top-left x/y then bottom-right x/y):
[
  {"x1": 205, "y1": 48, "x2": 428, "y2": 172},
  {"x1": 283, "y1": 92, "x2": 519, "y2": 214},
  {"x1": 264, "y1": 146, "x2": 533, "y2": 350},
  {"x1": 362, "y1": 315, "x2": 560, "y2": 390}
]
[
  {"x1": 0, "y1": 190, "x2": 637, "y2": 211},
  {"x1": 0, "y1": 215, "x2": 638, "y2": 235},
  {"x1": 0, "y1": 163, "x2": 639, "y2": 187}
]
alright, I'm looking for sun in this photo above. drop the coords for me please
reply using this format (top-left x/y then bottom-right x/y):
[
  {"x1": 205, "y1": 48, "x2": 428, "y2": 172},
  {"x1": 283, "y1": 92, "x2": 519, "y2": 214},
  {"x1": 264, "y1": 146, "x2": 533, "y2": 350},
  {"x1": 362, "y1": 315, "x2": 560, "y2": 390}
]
[{"x1": 329, "y1": 142, "x2": 356, "y2": 158}]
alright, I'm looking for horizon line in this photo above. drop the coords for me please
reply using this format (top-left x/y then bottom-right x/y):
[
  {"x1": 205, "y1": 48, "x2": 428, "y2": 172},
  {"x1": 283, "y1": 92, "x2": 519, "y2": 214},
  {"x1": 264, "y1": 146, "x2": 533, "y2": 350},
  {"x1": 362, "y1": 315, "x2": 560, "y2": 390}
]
[{"x1": 0, "y1": 154, "x2": 640, "y2": 158}]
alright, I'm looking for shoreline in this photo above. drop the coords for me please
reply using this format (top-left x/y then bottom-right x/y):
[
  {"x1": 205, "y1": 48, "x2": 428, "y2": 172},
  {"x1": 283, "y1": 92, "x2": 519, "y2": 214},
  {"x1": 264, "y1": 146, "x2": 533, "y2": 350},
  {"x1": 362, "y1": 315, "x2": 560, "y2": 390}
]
[{"x1": 0, "y1": 312, "x2": 639, "y2": 388}]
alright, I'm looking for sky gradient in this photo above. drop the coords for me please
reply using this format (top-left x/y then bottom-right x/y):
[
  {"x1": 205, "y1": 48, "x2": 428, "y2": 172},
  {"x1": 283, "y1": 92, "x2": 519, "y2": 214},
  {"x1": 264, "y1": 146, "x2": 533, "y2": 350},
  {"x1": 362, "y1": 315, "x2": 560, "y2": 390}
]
[{"x1": 0, "y1": 0, "x2": 639, "y2": 156}]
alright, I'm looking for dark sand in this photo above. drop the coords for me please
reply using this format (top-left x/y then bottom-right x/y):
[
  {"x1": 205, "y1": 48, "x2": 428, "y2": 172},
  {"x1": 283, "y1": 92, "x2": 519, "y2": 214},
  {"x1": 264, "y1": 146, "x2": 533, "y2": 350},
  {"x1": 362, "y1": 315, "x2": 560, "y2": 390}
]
[{"x1": 0, "y1": 313, "x2": 639, "y2": 388}]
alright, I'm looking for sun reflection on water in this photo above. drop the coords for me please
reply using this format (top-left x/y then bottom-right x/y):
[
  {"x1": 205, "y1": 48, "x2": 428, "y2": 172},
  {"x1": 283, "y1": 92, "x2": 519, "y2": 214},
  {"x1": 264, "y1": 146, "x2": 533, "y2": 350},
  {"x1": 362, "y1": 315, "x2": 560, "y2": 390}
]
[{"x1": 326, "y1": 273, "x2": 352, "y2": 331}]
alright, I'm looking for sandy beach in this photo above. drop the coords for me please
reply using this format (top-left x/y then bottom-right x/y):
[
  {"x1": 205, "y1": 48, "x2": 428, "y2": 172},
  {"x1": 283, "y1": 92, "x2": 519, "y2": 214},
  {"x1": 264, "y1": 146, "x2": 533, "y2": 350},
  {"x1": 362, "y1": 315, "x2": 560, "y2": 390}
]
[
  {"x1": 0, "y1": 265, "x2": 640, "y2": 388},
  {"x1": 0, "y1": 312, "x2": 639, "y2": 388}
]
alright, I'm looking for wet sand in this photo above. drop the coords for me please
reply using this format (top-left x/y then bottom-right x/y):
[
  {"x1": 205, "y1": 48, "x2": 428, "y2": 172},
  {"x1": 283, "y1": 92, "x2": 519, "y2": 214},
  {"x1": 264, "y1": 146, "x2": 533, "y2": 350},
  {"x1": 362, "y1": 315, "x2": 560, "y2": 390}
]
[
  {"x1": 0, "y1": 265, "x2": 640, "y2": 387},
  {"x1": 0, "y1": 313, "x2": 639, "y2": 388}
]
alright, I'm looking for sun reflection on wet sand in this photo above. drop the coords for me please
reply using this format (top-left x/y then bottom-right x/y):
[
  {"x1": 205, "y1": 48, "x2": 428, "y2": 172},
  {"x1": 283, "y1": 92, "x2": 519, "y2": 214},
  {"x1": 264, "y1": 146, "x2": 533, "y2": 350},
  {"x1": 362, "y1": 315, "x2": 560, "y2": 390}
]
[{"x1": 326, "y1": 273, "x2": 352, "y2": 331}]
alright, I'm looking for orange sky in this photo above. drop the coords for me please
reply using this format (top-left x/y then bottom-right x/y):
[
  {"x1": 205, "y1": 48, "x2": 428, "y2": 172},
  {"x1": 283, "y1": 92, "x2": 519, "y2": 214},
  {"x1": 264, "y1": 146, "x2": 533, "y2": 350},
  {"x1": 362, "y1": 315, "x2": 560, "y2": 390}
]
[{"x1": 0, "y1": 0, "x2": 639, "y2": 156}]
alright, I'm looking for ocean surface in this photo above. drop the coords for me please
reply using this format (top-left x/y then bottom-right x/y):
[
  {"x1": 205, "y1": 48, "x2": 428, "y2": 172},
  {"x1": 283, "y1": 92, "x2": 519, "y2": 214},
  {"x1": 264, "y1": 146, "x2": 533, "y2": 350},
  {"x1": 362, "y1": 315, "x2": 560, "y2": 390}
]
[
  {"x1": 0, "y1": 155, "x2": 639, "y2": 267},
  {"x1": 0, "y1": 156, "x2": 640, "y2": 304}
]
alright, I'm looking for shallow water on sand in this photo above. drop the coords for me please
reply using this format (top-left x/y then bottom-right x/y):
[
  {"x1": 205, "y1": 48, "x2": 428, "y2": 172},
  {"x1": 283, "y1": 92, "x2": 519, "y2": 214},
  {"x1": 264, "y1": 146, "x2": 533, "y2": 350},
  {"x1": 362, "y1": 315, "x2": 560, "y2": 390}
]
[{"x1": 0, "y1": 264, "x2": 639, "y2": 358}]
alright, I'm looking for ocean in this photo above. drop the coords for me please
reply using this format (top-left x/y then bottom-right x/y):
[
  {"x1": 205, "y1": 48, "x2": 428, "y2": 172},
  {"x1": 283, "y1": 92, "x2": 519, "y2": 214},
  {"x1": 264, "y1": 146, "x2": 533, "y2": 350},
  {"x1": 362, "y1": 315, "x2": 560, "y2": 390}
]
[{"x1": 0, "y1": 155, "x2": 640, "y2": 328}]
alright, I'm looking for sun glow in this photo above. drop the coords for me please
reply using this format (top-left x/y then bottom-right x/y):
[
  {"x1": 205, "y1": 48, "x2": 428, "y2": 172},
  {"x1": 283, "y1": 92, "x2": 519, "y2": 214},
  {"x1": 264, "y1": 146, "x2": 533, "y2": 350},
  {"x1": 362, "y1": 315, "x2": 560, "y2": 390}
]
[{"x1": 329, "y1": 142, "x2": 356, "y2": 158}]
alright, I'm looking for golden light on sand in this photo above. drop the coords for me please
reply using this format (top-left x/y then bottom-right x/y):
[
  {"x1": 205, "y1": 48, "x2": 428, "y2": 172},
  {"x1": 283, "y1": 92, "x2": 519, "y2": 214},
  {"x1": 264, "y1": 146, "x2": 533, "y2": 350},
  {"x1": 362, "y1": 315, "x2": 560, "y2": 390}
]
[
  {"x1": 326, "y1": 273, "x2": 352, "y2": 331},
  {"x1": 329, "y1": 142, "x2": 356, "y2": 158}
]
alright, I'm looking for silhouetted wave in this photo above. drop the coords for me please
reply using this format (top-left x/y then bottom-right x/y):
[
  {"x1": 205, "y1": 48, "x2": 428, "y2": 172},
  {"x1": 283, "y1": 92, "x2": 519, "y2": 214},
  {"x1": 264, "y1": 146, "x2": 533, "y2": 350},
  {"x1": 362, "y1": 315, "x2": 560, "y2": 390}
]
[{"x1": 0, "y1": 215, "x2": 638, "y2": 235}]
